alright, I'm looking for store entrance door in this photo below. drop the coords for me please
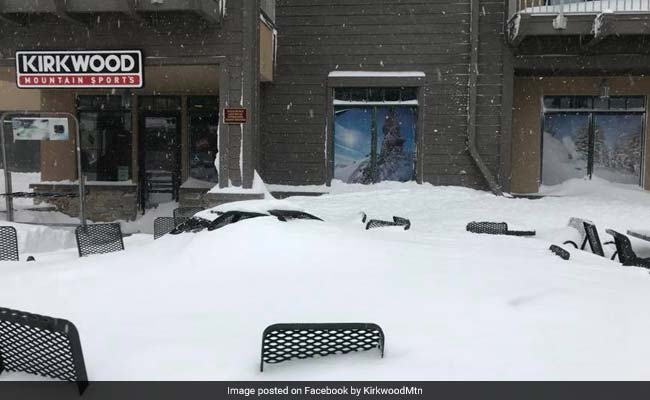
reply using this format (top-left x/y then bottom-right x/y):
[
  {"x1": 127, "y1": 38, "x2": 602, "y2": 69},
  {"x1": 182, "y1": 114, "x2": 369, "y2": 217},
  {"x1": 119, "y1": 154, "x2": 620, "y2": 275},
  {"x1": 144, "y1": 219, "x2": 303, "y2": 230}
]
[{"x1": 139, "y1": 112, "x2": 181, "y2": 209}]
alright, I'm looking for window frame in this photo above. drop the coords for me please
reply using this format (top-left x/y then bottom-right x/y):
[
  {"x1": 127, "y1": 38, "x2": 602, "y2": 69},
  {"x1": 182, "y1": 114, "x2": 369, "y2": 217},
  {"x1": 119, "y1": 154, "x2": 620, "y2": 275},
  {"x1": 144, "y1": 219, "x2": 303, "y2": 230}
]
[
  {"x1": 540, "y1": 95, "x2": 646, "y2": 186},
  {"x1": 326, "y1": 74, "x2": 426, "y2": 185}
]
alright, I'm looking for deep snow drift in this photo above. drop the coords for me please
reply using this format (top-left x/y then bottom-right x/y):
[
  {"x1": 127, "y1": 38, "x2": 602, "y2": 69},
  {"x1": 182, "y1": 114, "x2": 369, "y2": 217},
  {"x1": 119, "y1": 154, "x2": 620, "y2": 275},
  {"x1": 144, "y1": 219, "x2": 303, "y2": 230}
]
[{"x1": 1, "y1": 179, "x2": 650, "y2": 381}]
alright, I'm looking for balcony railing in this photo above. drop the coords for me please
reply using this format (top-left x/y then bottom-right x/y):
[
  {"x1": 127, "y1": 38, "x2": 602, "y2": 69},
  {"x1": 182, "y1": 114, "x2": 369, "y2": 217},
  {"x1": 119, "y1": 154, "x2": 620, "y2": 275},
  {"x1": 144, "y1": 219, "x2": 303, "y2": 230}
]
[{"x1": 516, "y1": 0, "x2": 650, "y2": 14}]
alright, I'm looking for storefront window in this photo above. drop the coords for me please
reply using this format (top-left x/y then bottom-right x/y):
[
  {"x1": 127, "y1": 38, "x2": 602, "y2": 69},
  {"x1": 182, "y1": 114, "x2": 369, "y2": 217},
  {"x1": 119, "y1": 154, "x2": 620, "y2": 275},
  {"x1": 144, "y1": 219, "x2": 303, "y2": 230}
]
[
  {"x1": 188, "y1": 96, "x2": 219, "y2": 183},
  {"x1": 333, "y1": 87, "x2": 417, "y2": 184},
  {"x1": 78, "y1": 95, "x2": 132, "y2": 182},
  {"x1": 542, "y1": 96, "x2": 644, "y2": 186}
]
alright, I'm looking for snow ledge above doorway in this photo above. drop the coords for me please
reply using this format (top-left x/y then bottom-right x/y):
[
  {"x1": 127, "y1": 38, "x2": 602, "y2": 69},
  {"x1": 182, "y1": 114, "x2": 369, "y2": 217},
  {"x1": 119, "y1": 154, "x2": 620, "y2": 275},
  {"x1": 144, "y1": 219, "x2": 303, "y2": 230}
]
[{"x1": 328, "y1": 71, "x2": 426, "y2": 78}]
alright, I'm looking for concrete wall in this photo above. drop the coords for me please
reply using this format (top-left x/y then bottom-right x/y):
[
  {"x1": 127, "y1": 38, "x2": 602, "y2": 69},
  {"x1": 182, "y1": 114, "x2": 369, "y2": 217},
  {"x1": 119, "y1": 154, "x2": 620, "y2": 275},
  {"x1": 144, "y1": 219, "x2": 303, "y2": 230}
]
[
  {"x1": 259, "y1": 0, "x2": 508, "y2": 188},
  {"x1": 511, "y1": 76, "x2": 650, "y2": 193}
]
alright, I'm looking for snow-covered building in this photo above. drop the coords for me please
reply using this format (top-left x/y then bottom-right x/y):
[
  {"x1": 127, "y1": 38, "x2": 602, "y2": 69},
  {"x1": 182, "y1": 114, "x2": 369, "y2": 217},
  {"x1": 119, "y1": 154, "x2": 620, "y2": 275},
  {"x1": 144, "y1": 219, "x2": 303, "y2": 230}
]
[
  {"x1": 0, "y1": 1, "x2": 274, "y2": 221},
  {"x1": 0, "y1": 0, "x2": 648, "y2": 222}
]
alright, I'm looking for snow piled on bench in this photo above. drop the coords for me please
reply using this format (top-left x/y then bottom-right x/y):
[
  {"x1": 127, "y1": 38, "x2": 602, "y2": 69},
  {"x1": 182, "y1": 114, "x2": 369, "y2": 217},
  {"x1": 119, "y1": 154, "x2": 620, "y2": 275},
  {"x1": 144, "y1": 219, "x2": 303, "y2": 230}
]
[{"x1": 1, "y1": 179, "x2": 650, "y2": 380}]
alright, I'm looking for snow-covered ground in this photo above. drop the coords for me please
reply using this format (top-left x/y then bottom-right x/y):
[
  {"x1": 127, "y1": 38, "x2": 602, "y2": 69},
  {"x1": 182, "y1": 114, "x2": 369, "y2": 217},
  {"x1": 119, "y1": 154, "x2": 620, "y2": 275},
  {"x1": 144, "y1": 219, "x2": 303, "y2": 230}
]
[{"x1": 1, "y1": 179, "x2": 650, "y2": 381}]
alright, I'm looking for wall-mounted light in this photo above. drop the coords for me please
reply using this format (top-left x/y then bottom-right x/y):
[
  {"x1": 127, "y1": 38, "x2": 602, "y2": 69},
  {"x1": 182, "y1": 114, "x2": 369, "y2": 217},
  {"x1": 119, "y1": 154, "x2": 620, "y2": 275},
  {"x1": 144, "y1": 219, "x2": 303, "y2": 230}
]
[{"x1": 600, "y1": 79, "x2": 610, "y2": 99}]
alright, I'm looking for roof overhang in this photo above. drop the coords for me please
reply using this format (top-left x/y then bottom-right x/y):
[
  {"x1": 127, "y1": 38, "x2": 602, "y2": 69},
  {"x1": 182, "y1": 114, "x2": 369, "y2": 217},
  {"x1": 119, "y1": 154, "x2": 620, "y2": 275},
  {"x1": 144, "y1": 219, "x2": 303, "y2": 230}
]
[{"x1": 508, "y1": 12, "x2": 650, "y2": 48}]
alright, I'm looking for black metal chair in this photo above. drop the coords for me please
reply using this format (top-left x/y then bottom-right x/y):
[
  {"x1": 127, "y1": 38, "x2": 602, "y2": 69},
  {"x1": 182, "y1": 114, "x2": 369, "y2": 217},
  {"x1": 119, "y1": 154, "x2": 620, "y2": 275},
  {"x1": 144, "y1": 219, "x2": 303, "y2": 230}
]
[
  {"x1": 466, "y1": 221, "x2": 535, "y2": 237},
  {"x1": 260, "y1": 323, "x2": 385, "y2": 372},
  {"x1": 0, "y1": 226, "x2": 19, "y2": 261},
  {"x1": 173, "y1": 207, "x2": 204, "y2": 223},
  {"x1": 606, "y1": 230, "x2": 650, "y2": 269},
  {"x1": 153, "y1": 217, "x2": 177, "y2": 240},
  {"x1": 0, "y1": 307, "x2": 88, "y2": 395},
  {"x1": 564, "y1": 221, "x2": 613, "y2": 257},
  {"x1": 75, "y1": 223, "x2": 125, "y2": 257},
  {"x1": 269, "y1": 210, "x2": 323, "y2": 222}
]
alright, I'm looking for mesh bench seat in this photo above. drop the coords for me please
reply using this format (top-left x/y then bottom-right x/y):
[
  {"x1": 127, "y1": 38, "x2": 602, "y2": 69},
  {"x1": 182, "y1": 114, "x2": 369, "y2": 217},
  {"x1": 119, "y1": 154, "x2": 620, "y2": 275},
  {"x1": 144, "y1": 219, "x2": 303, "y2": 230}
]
[
  {"x1": 0, "y1": 307, "x2": 88, "y2": 395},
  {"x1": 154, "y1": 217, "x2": 178, "y2": 240},
  {"x1": 0, "y1": 226, "x2": 19, "y2": 261},
  {"x1": 466, "y1": 221, "x2": 535, "y2": 237},
  {"x1": 260, "y1": 323, "x2": 385, "y2": 372},
  {"x1": 75, "y1": 223, "x2": 125, "y2": 257}
]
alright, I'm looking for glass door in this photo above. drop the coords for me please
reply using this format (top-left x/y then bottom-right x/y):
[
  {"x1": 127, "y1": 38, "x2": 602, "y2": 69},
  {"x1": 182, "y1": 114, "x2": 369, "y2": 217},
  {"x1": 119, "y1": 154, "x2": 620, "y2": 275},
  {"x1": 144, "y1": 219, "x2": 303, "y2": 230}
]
[
  {"x1": 542, "y1": 112, "x2": 591, "y2": 185},
  {"x1": 592, "y1": 113, "x2": 644, "y2": 185},
  {"x1": 140, "y1": 113, "x2": 181, "y2": 209}
]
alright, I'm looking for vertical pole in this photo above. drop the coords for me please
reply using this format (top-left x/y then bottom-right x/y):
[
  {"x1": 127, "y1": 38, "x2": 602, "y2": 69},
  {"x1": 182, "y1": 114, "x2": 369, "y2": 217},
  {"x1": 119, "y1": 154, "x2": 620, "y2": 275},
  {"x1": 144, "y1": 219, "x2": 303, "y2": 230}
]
[
  {"x1": 72, "y1": 114, "x2": 86, "y2": 226},
  {"x1": 0, "y1": 113, "x2": 13, "y2": 222},
  {"x1": 241, "y1": 0, "x2": 261, "y2": 188}
]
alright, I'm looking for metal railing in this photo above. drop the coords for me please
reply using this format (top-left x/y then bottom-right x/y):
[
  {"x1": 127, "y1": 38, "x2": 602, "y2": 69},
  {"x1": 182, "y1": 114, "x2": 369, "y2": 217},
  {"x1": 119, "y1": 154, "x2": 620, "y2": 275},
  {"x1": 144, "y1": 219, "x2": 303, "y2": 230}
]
[{"x1": 516, "y1": 0, "x2": 650, "y2": 14}]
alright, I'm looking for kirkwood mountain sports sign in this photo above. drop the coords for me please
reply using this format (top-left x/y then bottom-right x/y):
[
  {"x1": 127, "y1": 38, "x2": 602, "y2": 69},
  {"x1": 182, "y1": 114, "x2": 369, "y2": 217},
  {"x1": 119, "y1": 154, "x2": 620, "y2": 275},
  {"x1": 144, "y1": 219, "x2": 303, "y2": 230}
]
[{"x1": 16, "y1": 50, "x2": 144, "y2": 88}]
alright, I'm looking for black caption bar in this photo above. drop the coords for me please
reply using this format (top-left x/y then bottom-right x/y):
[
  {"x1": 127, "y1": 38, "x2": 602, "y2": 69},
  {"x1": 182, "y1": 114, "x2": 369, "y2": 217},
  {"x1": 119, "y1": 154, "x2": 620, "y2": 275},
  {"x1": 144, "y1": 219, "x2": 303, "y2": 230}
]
[{"x1": 0, "y1": 382, "x2": 648, "y2": 400}]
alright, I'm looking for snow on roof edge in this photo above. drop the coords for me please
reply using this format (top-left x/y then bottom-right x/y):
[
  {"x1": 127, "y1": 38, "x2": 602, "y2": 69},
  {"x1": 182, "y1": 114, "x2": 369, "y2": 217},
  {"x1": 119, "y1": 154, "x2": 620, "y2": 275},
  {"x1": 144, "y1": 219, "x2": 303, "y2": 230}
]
[{"x1": 328, "y1": 71, "x2": 426, "y2": 78}]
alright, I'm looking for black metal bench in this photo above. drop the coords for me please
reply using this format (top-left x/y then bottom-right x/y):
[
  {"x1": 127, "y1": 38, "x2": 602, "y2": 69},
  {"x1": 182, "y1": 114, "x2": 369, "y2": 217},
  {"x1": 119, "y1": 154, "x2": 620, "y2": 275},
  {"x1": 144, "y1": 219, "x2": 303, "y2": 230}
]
[
  {"x1": 466, "y1": 221, "x2": 535, "y2": 237},
  {"x1": 75, "y1": 223, "x2": 125, "y2": 257},
  {"x1": 366, "y1": 217, "x2": 411, "y2": 231},
  {"x1": 0, "y1": 226, "x2": 19, "y2": 261},
  {"x1": 564, "y1": 220, "x2": 612, "y2": 257},
  {"x1": 260, "y1": 323, "x2": 385, "y2": 372},
  {"x1": 606, "y1": 229, "x2": 650, "y2": 269},
  {"x1": 549, "y1": 245, "x2": 571, "y2": 260},
  {"x1": 0, "y1": 307, "x2": 88, "y2": 395}
]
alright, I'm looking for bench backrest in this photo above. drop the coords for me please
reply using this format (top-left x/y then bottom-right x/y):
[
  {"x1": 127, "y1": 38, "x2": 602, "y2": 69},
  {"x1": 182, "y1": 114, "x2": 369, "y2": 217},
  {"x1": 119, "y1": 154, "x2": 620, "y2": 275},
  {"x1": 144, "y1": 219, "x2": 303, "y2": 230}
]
[
  {"x1": 466, "y1": 221, "x2": 508, "y2": 235},
  {"x1": 75, "y1": 223, "x2": 125, "y2": 257},
  {"x1": 260, "y1": 323, "x2": 385, "y2": 372},
  {"x1": 154, "y1": 217, "x2": 177, "y2": 240},
  {"x1": 366, "y1": 219, "x2": 410, "y2": 231},
  {"x1": 0, "y1": 307, "x2": 88, "y2": 394},
  {"x1": 0, "y1": 226, "x2": 19, "y2": 261},
  {"x1": 583, "y1": 222, "x2": 605, "y2": 257},
  {"x1": 606, "y1": 229, "x2": 638, "y2": 266}
]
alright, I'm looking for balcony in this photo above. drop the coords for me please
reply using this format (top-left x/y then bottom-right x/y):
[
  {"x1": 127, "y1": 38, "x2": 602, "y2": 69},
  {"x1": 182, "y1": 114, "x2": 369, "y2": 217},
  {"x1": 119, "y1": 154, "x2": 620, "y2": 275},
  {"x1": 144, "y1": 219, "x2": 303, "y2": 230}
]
[
  {"x1": 508, "y1": 0, "x2": 650, "y2": 46},
  {"x1": 0, "y1": 0, "x2": 225, "y2": 25}
]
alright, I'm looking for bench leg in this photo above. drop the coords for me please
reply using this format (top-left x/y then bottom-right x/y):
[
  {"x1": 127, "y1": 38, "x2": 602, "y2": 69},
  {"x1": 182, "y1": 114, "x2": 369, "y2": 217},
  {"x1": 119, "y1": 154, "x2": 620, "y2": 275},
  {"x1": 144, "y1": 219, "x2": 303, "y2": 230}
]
[{"x1": 77, "y1": 380, "x2": 89, "y2": 395}]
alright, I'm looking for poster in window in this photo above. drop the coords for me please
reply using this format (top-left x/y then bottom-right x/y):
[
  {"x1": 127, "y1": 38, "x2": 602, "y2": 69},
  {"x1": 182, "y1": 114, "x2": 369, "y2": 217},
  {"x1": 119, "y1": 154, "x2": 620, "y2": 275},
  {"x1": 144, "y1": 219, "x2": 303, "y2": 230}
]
[
  {"x1": 12, "y1": 117, "x2": 69, "y2": 141},
  {"x1": 334, "y1": 106, "x2": 416, "y2": 184},
  {"x1": 334, "y1": 107, "x2": 372, "y2": 183}
]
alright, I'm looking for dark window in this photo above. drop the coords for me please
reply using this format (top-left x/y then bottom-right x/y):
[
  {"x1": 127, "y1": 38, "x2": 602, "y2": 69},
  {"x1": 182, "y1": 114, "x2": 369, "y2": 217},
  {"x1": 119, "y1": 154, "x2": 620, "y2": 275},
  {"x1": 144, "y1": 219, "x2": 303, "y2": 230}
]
[
  {"x1": 188, "y1": 96, "x2": 219, "y2": 183},
  {"x1": 78, "y1": 96, "x2": 132, "y2": 182},
  {"x1": 138, "y1": 96, "x2": 182, "y2": 112},
  {"x1": 334, "y1": 87, "x2": 418, "y2": 103}
]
